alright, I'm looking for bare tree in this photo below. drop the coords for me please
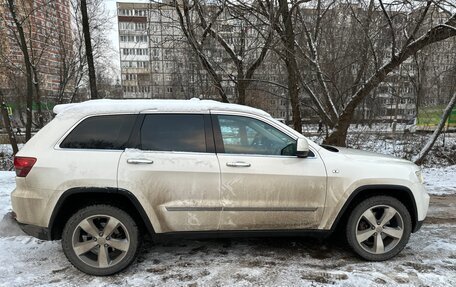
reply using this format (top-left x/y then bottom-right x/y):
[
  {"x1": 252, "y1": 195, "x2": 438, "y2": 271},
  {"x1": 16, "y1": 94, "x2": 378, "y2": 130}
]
[
  {"x1": 194, "y1": 0, "x2": 274, "y2": 104},
  {"x1": 0, "y1": 91, "x2": 18, "y2": 155},
  {"x1": 4, "y1": 0, "x2": 34, "y2": 140},
  {"x1": 325, "y1": 3, "x2": 456, "y2": 146},
  {"x1": 414, "y1": 91, "x2": 456, "y2": 165},
  {"x1": 1, "y1": 0, "x2": 77, "y2": 133},
  {"x1": 80, "y1": 0, "x2": 98, "y2": 99},
  {"x1": 275, "y1": 0, "x2": 308, "y2": 133},
  {"x1": 249, "y1": 0, "x2": 311, "y2": 132},
  {"x1": 282, "y1": 0, "x2": 456, "y2": 145},
  {"x1": 172, "y1": 0, "x2": 228, "y2": 102},
  {"x1": 0, "y1": 0, "x2": 114, "y2": 151},
  {"x1": 56, "y1": 21, "x2": 86, "y2": 104},
  {"x1": 170, "y1": 0, "x2": 275, "y2": 104},
  {"x1": 67, "y1": 0, "x2": 116, "y2": 102}
]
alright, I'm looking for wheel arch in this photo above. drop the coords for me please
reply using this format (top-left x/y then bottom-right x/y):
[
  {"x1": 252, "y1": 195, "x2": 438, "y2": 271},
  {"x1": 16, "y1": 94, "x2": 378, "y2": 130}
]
[
  {"x1": 48, "y1": 187, "x2": 155, "y2": 240},
  {"x1": 330, "y1": 185, "x2": 419, "y2": 234}
]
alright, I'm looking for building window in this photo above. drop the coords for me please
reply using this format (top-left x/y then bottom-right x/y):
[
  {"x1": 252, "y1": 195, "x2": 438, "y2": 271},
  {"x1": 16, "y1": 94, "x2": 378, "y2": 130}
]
[
  {"x1": 135, "y1": 48, "x2": 148, "y2": 55},
  {"x1": 119, "y1": 22, "x2": 134, "y2": 30},
  {"x1": 135, "y1": 23, "x2": 146, "y2": 31},
  {"x1": 136, "y1": 35, "x2": 147, "y2": 42},
  {"x1": 137, "y1": 61, "x2": 149, "y2": 68},
  {"x1": 123, "y1": 74, "x2": 137, "y2": 81}
]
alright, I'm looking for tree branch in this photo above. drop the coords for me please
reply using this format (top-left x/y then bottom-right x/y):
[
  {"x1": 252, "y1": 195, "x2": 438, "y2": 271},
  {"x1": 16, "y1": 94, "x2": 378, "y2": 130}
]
[{"x1": 379, "y1": 0, "x2": 397, "y2": 59}]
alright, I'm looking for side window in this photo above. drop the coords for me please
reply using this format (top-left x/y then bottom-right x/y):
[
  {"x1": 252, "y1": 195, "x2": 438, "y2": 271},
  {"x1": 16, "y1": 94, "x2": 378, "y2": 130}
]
[
  {"x1": 60, "y1": 115, "x2": 136, "y2": 149},
  {"x1": 141, "y1": 114, "x2": 206, "y2": 152},
  {"x1": 217, "y1": 115, "x2": 296, "y2": 156}
]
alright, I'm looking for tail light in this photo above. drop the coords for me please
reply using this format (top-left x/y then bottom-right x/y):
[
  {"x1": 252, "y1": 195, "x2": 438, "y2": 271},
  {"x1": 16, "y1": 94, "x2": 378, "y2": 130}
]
[{"x1": 14, "y1": 157, "x2": 37, "y2": 177}]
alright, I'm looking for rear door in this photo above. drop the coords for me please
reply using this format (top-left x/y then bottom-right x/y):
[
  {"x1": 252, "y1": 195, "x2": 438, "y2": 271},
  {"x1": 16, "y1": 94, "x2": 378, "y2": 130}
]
[
  {"x1": 117, "y1": 113, "x2": 221, "y2": 233},
  {"x1": 213, "y1": 113, "x2": 327, "y2": 230}
]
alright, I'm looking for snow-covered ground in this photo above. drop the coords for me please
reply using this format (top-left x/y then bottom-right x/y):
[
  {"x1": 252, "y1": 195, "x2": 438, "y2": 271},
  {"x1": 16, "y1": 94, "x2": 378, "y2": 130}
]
[
  {"x1": 307, "y1": 133, "x2": 456, "y2": 167},
  {"x1": 423, "y1": 165, "x2": 456, "y2": 195},
  {"x1": 0, "y1": 224, "x2": 454, "y2": 286},
  {"x1": 0, "y1": 169, "x2": 455, "y2": 286},
  {"x1": 0, "y1": 171, "x2": 15, "y2": 216}
]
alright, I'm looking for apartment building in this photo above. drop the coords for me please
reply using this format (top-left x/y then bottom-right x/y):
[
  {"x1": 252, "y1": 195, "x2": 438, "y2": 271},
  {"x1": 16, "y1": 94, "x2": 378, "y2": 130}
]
[
  {"x1": 117, "y1": 2, "x2": 455, "y2": 124},
  {"x1": 0, "y1": 0, "x2": 72, "y2": 99},
  {"x1": 118, "y1": 2, "x2": 191, "y2": 100},
  {"x1": 117, "y1": 1, "x2": 290, "y2": 120}
]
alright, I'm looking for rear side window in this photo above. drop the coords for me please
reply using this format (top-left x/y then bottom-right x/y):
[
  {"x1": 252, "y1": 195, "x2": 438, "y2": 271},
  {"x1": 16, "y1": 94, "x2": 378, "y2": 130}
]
[
  {"x1": 60, "y1": 115, "x2": 136, "y2": 149},
  {"x1": 141, "y1": 114, "x2": 206, "y2": 152}
]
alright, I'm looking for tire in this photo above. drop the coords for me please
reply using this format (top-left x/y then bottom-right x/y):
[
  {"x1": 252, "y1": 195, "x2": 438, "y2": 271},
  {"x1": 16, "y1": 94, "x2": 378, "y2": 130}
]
[
  {"x1": 346, "y1": 196, "x2": 412, "y2": 261},
  {"x1": 62, "y1": 205, "x2": 140, "y2": 276}
]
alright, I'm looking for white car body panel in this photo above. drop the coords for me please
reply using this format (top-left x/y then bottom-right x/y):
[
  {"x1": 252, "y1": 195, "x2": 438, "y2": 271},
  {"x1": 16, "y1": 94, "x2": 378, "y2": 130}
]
[
  {"x1": 217, "y1": 152, "x2": 327, "y2": 230},
  {"x1": 117, "y1": 149, "x2": 221, "y2": 233}
]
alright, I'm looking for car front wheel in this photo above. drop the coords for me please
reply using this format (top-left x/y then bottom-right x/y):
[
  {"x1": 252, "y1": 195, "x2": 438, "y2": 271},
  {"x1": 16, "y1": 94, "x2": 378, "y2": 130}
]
[
  {"x1": 346, "y1": 196, "x2": 412, "y2": 261},
  {"x1": 62, "y1": 205, "x2": 140, "y2": 275}
]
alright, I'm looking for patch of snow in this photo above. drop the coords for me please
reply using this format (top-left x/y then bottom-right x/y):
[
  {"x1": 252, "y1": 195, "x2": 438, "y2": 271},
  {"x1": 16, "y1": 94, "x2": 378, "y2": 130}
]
[
  {"x1": 0, "y1": 224, "x2": 454, "y2": 286},
  {"x1": 0, "y1": 171, "x2": 15, "y2": 216},
  {"x1": 423, "y1": 165, "x2": 456, "y2": 195},
  {"x1": 308, "y1": 132, "x2": 456, "y2": 167},
  {"x1": 0, "y1": 144, "x2": 23, "y2": 171},
  {"x1": 0, "y1": 144, "x2": 15, "y2": 155}
]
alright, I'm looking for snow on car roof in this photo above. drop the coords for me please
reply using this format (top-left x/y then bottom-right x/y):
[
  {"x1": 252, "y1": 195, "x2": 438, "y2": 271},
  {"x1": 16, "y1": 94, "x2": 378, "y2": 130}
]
[{"x1": 53, "y1": 98, "x2": 271, "y2": 119}]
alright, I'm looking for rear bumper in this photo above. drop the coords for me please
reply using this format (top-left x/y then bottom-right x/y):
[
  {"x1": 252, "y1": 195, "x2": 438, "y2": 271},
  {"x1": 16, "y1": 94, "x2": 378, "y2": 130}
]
[
  {"x1": 11, "y1": 184, "x2": 51, "y2": 228},
  {"x1": 17, "y1": 221, "x2": 51, "y2": 241}
]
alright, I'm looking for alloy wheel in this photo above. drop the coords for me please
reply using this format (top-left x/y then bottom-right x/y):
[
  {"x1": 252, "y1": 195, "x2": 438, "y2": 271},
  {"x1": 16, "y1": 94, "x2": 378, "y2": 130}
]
[
  {"x1": 355, "y1": 205, "x2": 404, "y2": 254},
  {"x1": 72, "y1": 215, "x2": 130, "y2": 268}
]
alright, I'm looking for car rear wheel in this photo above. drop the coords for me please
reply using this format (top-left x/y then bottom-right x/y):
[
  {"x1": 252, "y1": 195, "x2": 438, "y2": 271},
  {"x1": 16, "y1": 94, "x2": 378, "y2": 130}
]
[
  {"x1": 346, "y1": 196, "x2": 412, "y2": 261},
  {"x1": 62, "y1": 205, "x2": 140, "y2": 275}
]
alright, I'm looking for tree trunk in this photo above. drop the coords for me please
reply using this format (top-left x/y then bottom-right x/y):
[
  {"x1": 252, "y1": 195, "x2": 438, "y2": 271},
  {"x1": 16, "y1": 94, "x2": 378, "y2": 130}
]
[
  {"x1": 80, "y1": 0, "x2": 98, "y2": 99},
  {"x1": 237, "y1": 79, "x2": 247, "y2": 105},
  {"x1": 285, "y1": 59, "x2": 302, "y2": 133},
  {"x1": 278, "y1": 0, "x2": 302, "y2": 133},
  {"x1": 413, "y1": 92, "x2": 456, "y2": 165},
  {"x1": 7, "y1": 0, "x2": 33, "y2": 141},
  {"x1": 0, "y1": 93, "x2": 19, "y2": 155},
  {"x1": 32, "y1": 67, "x2": 44, "y2": 128}
]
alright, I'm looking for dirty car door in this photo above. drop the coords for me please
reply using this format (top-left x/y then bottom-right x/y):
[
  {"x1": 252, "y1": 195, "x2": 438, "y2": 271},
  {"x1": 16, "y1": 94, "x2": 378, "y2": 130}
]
[
  {"x1": 117, "y1": 113, "x2": 221, "y2": 233},
  {"x1": 213, "y1": 113, "x2": 327, "y2": 230}
]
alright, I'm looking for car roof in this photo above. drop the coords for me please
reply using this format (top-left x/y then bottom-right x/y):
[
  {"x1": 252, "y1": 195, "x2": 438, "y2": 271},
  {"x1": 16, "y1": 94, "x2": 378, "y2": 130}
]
[{"x1": 53, "y1": 98, "x2": 271, "y2": 119}]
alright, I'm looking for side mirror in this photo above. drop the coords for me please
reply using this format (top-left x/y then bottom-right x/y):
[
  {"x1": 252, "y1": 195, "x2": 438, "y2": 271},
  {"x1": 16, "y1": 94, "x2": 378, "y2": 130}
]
[{"x1": 296, "y1": 138, "x2": 309, "y2": 158}]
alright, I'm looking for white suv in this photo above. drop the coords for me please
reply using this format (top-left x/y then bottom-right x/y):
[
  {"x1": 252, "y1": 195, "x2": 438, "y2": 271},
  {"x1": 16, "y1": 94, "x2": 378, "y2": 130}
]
[{"x1": 11, "y1": 99, "x2": 429, "y2": 275}]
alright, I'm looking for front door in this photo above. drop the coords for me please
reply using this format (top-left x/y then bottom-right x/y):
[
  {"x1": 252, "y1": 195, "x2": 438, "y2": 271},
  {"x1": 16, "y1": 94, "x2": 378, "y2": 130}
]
[
  {"x1": 213, "y1": 114, "x2": 327, "y2": 230},
  {"x1": 117, "y1": 113, "x2": 221, "y2": 233}
]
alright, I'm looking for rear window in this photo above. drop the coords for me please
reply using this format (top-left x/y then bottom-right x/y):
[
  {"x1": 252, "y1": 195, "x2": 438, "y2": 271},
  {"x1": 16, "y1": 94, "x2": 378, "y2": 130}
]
[
  {"x1": 140, "y1": 114, "x2": 206, "y2": 152},
  {"x1": 60, "y1": 115, "x2": 136, "y2": 149}
]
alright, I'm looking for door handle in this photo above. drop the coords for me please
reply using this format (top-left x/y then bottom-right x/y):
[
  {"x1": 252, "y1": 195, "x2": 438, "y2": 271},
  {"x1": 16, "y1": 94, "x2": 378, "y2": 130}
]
[
  {"x1": 226, "y1": 161, "x2": 251, "y2": 167},
  {"x1": 127, "y1": 158, "x2": 154, "y2": 164}
]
